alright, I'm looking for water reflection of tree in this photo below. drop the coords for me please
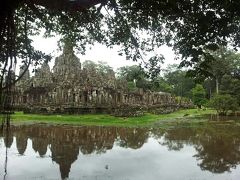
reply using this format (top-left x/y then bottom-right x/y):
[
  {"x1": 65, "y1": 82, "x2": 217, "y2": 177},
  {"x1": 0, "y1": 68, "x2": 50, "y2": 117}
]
[
  {"x1": 78, "y1": 127, "x2": 116, "y2": 154},
  {"x1": 194, "y1": 126, "x2": 240, "y2": 173},
  {"x1": 117, "y1": 128, "x2": 149, "y2": 149},
  {"x1": 151, "y1": 127, "x2": 197, "y2": 151},
  {"x1": 1, "y1": 126, "x2": 12, "y2": 180},
  {"x1": 154, "y1": 126, "x2": 240, "y2": 173}
]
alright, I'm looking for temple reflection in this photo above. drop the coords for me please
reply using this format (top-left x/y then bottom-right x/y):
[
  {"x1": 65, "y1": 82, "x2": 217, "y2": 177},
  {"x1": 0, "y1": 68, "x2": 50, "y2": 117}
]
[
  {"x1": 0, "y1": 125, "x2": 150, "y2": 179},
  {"x1": 3, "y1": 129, "x2": 13, "y2": 148},
  {"x1": 1, "y1": 124, "x2": 240, "y2": 179}
]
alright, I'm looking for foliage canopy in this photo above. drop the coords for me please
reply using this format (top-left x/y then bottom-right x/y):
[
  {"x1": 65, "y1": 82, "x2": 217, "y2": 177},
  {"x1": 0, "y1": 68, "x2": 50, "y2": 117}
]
[{"x1": 2, "y1": 0, "x2": 240, "y2": 74}]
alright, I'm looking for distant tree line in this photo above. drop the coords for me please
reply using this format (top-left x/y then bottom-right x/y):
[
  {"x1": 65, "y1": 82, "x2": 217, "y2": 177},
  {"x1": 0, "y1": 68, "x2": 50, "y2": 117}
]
[{"x1": 116, "y1": 47, "x2": 240, "y2": 115}]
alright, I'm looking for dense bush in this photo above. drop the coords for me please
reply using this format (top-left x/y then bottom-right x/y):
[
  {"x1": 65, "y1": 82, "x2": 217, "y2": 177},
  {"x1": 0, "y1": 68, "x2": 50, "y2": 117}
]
[{"x1": 209, "y1": 94, "x2": 239, "y2": 115}]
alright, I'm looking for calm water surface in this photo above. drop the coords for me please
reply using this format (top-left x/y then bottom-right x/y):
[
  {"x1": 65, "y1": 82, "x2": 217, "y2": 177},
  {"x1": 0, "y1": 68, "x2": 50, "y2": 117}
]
[{"x1": 1, "y1": 124, "x2": 240, "y2": 180}]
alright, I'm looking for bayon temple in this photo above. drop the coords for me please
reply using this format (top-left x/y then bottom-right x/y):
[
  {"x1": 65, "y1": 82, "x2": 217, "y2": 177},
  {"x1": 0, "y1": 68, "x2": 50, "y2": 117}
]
[{"x1": 14, "y1": 44, "x2": 193, "y2": 116}]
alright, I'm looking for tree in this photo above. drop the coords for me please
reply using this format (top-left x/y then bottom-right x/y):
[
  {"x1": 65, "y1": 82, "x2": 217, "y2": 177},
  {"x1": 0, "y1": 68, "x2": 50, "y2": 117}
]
[
  {"x1": 82, "y1": 60, "x2": 97, "y2": 70},
  {"x1": 143, "y1": 55, "x2": 164, "y2": 81},
  {"x1": 82, "y1": 60, "x2": 115, "y2": 82},
  {"x1": 188, "y1": 47, "x2": 240, "y2": 94},
  {"x1": 203, "y1": 78, "x2": 215, "y2": 99},
  {"x1": 206, "y1": 47, "x2": 240, "y2": 94},
  {"x1": 220, "y1": 75, "x2": 240, "y2": 105},
  {"x1": 191, "y1": 84, "x2": 207, "y2": 108},
  {"x1": 209, "y1": 94, "x2": 238, "y2": 115},
  {"x1": 97, "y1": 61, "x2": 113, "y2": 75},
  {"x1": 164, "y1": 64, "x2": 195, "y2": 98},
  {"x1": 117, "y1": 65, "x2": 149, "y2": 90},
  {"x1": 117, "y1": 65, "x2": 145, "y2": 82},
  {"x1": 151, "y1": 77, "x2": 172, "y2": 93}
]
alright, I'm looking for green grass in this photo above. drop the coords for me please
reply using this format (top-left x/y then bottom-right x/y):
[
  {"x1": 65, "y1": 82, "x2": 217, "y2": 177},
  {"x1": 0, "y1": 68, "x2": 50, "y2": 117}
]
[{"x1": 10, "y1": 108, "x2": 216, "y2": 127}]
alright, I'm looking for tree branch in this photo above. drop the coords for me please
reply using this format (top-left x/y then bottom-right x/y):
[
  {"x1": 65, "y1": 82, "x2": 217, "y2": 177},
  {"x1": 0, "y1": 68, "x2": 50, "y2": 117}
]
[{"x1": 31, "y1": 0, "x2": 108, "y2": 11}]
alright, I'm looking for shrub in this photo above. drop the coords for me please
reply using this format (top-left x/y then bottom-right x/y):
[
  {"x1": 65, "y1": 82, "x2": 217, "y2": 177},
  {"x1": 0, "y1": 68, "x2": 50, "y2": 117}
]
[{"x1": 209, "y1": 94, "x2": 238, "y2": 115}]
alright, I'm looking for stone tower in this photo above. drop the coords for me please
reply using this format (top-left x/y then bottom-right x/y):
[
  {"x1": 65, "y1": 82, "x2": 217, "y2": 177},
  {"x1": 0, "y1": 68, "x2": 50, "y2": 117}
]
[
  {"x1": 17, "y1": 64, "x2": 31, "y2": 91},
  {"x1": 19, "y1": 64, "x2": 30, "y2": 81},
  {"x1": 53, "y1": 42, "x2": 81, "y2": 85},
  {"x1": 33, "y1": 62, "x2": 52, "y2": 87}
]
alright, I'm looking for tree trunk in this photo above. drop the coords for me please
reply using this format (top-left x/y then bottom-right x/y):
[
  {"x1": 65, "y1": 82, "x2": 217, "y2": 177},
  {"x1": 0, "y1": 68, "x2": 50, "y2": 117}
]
[
  {"x1": 216, "y1": 78, "x2": 219, "y2": 94},
  {"x1": 209, "y1": 87, "x2": 212, "y2": 99}
]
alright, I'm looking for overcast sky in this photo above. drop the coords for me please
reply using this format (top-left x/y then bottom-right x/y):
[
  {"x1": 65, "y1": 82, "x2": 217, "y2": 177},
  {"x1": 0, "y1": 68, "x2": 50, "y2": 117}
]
[{"x1": 30, "y1": 34, "x2": 181, "y2": 72}]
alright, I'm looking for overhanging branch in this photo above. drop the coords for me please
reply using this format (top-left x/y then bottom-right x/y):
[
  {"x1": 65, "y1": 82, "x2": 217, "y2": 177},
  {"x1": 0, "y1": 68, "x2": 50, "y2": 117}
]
[{"x1": 31, "y1": 0, "x2": 108, "y2": 11}]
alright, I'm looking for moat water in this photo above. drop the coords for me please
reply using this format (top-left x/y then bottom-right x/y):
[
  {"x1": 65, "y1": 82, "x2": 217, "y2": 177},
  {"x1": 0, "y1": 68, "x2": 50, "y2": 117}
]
[{"x1": 1, "y1": 124, "x2": 240, "y2": 180}]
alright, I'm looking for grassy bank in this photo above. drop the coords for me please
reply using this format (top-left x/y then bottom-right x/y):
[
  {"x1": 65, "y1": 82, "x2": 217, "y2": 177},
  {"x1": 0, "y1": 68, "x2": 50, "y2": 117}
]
[{"x1": 10, "y1": 109, "x2": 217, "y2": 127}]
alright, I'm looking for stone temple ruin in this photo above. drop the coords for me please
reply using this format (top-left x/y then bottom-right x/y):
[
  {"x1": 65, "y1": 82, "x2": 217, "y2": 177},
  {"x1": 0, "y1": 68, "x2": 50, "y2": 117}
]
[{"x1": 14, "y1": 44, "x2": 193, "y2": 116}]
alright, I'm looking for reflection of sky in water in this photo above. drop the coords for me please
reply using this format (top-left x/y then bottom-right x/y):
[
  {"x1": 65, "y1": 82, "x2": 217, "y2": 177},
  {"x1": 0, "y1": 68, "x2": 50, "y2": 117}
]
[
  {"x1": 0, "y1": 138, "x2": 60, "y2": 180},
  {"x1": 71, "y1": 138, "x2": 239, "y2": 180},
  {"x1": 0, "y1": 126, "x2": 240, "y2": 180}
]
